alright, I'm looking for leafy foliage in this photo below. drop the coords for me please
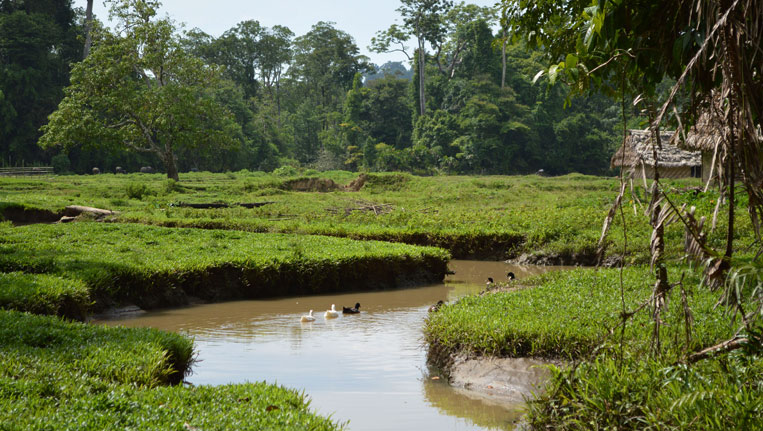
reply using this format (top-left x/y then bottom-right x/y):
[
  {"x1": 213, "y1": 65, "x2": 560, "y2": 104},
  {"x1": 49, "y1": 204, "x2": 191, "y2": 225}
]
[
  {"x1": 1, "y1": 0, "x2": 625, "y2": 176},
  {"x1": 0, "y1": 0, "x2": 81, "y2": 165},
  {"x1": 38, "y1": 0, "x2": 239, "y2": 180}
]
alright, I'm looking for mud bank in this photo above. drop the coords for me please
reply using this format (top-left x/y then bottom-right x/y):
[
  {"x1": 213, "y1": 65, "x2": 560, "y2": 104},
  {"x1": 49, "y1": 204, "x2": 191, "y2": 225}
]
[
  {"x1": 1, "y1": 206, "x2": 61, "y2": 224},
  {"x1": 444, "y1": 355, "x2": 556, "y2": 403},
  {"x1": 1, "y1": 204, "x2": 116, "y2": 225}
]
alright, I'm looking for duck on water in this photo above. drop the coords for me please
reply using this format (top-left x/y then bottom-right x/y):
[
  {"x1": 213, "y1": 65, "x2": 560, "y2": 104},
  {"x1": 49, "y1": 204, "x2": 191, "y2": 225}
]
[
  {"x1": 343, "y1": 303, "x2": 361, "y2": 314},
  {"x1": 325, "y1": 304, "x2": 340, "y2": 319}
]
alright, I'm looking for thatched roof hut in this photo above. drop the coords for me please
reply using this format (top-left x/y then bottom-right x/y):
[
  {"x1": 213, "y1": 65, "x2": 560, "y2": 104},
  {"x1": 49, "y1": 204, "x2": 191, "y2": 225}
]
[
  {"x1": 681, "y1": 110, "x2": 727, "y2": 152},
  {"x1": 611, "y1": 129, "x2": 702, "y2": 179},
  {"x1": 678, "y1": 93, "x2": 760, "y2": 183}
]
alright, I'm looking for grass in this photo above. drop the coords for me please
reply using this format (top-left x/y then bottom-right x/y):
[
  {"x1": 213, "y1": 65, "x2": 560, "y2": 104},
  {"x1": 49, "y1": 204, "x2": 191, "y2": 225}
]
[
  {"x1": 528, "y1": 352, "x2": 763, "y2": 430},
  {"x1": 0, "y1": 222, "x2": 449, "y2": 313},
  {"x1": 0, "y1": 310, "x2": 194, "y2": 387},
  {"x1": 424, "y1": 267, "x2": 734, "y2": 361},
  {"x1": 1, "y1": 171, "x2": 746, "y2": 262},
  {"x1": 0, "y1": 310, "x2": 343, "y2": 431},
  {"x1": 1, "y1": 171, "x2": 758, "y2": 429},
  {"x1": 0, "y1": 272, "x2": 89, "y2": 320}
]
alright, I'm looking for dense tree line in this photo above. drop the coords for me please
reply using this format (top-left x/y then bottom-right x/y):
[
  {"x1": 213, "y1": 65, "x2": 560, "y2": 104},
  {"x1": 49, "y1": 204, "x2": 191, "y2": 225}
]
[{"x1": 4, "y1": 0, "x2": 624, "y2": 176}]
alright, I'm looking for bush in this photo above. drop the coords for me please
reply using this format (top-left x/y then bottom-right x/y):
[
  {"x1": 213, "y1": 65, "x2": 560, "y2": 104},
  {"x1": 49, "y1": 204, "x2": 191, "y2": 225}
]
[
  {"x1": 125, "y1": 182, "x2": 150, "y2": 200},
  {"x1": 50, "y1": 153, "x2": 71, "y2": 174},
  {"x1": 273, "y1": 165, "x2": 298, "y2": 176}
]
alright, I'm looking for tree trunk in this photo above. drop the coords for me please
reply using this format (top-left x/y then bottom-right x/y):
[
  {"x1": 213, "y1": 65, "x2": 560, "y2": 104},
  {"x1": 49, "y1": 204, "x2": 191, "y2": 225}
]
[
  {"x1": 163, "y1": 147, "x2": 179, "y2": 181},
  {"x1": 501, "y1": 29, "x2": 507, "y2": 90},
  {"x1": 165, "y1": 159, "x2": 179, "y2": 181},
  {"x1": 417, "y1": 37, "x2": 426, "y2": 116},
  {"x1": 83, "y1": 0, "x2": 94, "y2": 59},
  {"x1": 275, "y1": 80, "x2": 282, "y2": 128}
]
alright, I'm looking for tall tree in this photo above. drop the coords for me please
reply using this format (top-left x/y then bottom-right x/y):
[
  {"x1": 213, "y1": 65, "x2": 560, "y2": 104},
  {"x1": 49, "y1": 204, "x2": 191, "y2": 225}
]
[
  {"x1": 436, "y1": 3, "x2": 495, "y2": 80},
  {"x1": 291, "y1": 22, "x2": 370, "y2": 110},
  {"x1": 372, "y1": 0, "x2": 453, "y2": 116},
  {"x1": 0, "y1": 0, "x2": 81, "y2": 165},
  {"x1": 217, "y1": 20, "x2": 264, "y2": 99},
  {"x1": 83, "y1": 0, "x2": 93, "y2": 58},
  {"x1": 258, "y1": 25, "x2": 293, "y2": 124},
  {"x1": 39, "y1": 0, "x2": 238, "y2": 180}
]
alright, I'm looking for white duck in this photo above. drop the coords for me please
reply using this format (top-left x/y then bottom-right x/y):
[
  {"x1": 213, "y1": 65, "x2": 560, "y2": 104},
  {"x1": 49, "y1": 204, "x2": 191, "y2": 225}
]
[
  {"x1": 324, "y1": 304, "x2": 339, "y2": 319},
  {"x1": 300, "y1": 310, "x2": 316, "y2": 322}
]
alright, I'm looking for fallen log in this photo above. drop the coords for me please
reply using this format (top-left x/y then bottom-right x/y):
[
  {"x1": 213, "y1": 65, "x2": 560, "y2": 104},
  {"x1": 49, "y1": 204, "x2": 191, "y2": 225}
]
[
  {"x1": 239, "y1": 202, "x2": 274, "y2": 208},
  {"x1": 63, "y1": 205, "x2": 115, "y2": 217},
  {"x1": 171, "y1": 202, "x2": 274, "y2": 209}
]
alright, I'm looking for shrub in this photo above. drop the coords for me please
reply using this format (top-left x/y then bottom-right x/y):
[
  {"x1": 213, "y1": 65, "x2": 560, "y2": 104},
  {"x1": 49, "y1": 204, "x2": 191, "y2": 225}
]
[
  {"x1": 125, "y1": 182, "x2": 150, "y2": 200},
  {"x1": 50, "y1": 153, "x2": 71, "y2": 174},
  {"x1": 273, "y1": 165, "x2": 298, "y2": 176}
]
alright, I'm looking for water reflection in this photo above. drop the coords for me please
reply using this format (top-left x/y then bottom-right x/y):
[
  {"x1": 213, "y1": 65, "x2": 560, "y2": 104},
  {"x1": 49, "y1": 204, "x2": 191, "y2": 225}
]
[
  {"x1": 99, "y1": 261, "x2": 568, "y2": 431},
  {"x1": 423, "y1": 377, "x2": 525, "y2": 430}
]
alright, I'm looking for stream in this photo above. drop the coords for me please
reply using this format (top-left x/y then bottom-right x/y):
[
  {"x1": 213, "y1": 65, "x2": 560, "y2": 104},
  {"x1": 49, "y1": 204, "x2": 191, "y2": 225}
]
[{"x1": 99, "y1": 260, "x2": 568, "y2": 431}]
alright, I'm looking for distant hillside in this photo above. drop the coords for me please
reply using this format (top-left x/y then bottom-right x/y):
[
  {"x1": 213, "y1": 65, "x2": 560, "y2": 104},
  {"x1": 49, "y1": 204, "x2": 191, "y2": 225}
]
[{"x1": 365, "y1": 61, "x2": 414, "y2": 82}]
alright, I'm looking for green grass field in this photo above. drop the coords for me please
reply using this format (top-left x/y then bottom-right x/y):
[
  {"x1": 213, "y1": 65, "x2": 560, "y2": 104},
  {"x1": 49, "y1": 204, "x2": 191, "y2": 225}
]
[
  {"x1": 425, "y1": 267, "x2": 736, "y2": 361},
  {"x1": 1, "y1": 171, "x2": 748, "y2": 263},
  {"x1": 1, "y1": 171, "x2": 759, "y2": 430},
  {"x1": 0, "y1": 221, "x2": 449, "y2": 314}
]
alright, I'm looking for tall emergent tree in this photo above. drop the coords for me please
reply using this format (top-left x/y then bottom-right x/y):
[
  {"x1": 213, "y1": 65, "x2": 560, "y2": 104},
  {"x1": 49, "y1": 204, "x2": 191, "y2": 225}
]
[
  {"x1": 40, "y1": 0, "x2": 238, "y2": 180},
  {"x1": 83, "y1": 0, "x2": 94, "y2": 58},
  {"x1": 372, "y1": 0, "x2": 453, "y2": 116}
]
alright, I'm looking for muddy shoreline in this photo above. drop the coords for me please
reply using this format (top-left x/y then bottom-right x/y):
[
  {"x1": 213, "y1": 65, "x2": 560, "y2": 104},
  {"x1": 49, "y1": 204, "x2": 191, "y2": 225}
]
[{"x1": 443, "y1": 355, "x2": 557, "y2": 403}]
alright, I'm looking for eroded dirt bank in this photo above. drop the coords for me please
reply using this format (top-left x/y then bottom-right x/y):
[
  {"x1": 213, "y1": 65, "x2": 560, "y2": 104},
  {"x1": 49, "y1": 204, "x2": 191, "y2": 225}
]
[{"x1": 444, "y1": 355, "x2": 556, "y2": 403}]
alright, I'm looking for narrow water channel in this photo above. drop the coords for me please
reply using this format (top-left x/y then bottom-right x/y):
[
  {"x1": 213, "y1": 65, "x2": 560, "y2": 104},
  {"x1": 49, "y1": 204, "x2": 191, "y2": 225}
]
[{"x1": 99, "y1": 261, "x2": 566, "y2": 431}]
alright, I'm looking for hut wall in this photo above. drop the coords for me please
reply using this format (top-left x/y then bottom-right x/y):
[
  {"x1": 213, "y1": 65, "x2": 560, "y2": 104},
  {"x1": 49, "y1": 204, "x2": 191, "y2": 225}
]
[{"x1": 631, "y1": 165, "x2": 693, "y2": 179}]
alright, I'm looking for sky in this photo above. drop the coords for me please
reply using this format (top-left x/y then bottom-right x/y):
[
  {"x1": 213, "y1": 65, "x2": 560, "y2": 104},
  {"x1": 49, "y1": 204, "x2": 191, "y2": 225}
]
[{"x1": 72, "y1": 0, "x2": 500, "y2": 66}]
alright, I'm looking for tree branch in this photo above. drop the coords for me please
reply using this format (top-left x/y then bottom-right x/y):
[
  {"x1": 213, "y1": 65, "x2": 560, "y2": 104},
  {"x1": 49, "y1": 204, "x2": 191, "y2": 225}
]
[{"x1": 688, "y1": 337, "x2": 748, "y2": 363}]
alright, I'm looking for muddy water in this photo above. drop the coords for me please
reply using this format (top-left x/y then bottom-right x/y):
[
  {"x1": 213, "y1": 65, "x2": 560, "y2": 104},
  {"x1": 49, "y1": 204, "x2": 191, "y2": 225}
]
[{"x1": 99, "y1": 261, "x2": 567, "y2": 431}]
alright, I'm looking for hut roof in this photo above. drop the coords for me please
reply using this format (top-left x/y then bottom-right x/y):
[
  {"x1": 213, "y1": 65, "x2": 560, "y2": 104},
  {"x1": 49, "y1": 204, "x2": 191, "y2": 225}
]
[
  {"x1": 680, "y1": 97, "x2": 726, "y2": 152},
  {"x1": 611, "y1": 129, "x2": 701, "y2": 169},
  {"x1": 680, "y1": 94, "x2": 761, "y2": 152}
]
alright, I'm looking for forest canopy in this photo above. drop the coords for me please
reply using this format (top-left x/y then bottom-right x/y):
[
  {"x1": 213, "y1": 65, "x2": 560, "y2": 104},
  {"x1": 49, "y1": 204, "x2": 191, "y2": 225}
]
[{"x1": 4, "y1": 0, "x2": 632, "y2": 176}]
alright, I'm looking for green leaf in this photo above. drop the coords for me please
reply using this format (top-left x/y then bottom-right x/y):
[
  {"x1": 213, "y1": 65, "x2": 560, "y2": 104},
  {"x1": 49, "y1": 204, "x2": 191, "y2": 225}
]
[
  {"x1": 532, "y1": 69, "x2": 545, "y2": 84},
  {"x1": 566, "y1": 54, "x2": 578, "y2": 69}
]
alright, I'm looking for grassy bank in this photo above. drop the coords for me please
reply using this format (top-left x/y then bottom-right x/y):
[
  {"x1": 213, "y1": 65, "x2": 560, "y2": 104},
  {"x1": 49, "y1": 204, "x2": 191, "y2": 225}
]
[
  {"x1": 1, "y1": 171, "x2": 745, "y2": 262},
  {"x1": 424, "y1": 268, "x2": 731, "y2": 361},
  {"x1": 0, "y1": 310, "x2": 343, "y2": 430},
  {"x1": 0, "y1": 272, "x2": 89, "y2": 320},
  {"x1": 0, "y1": 221, "x2": 449, "y2": 314},
  {"x1": 423, "y1": 267, "x2": 763, "y2": 429}
]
